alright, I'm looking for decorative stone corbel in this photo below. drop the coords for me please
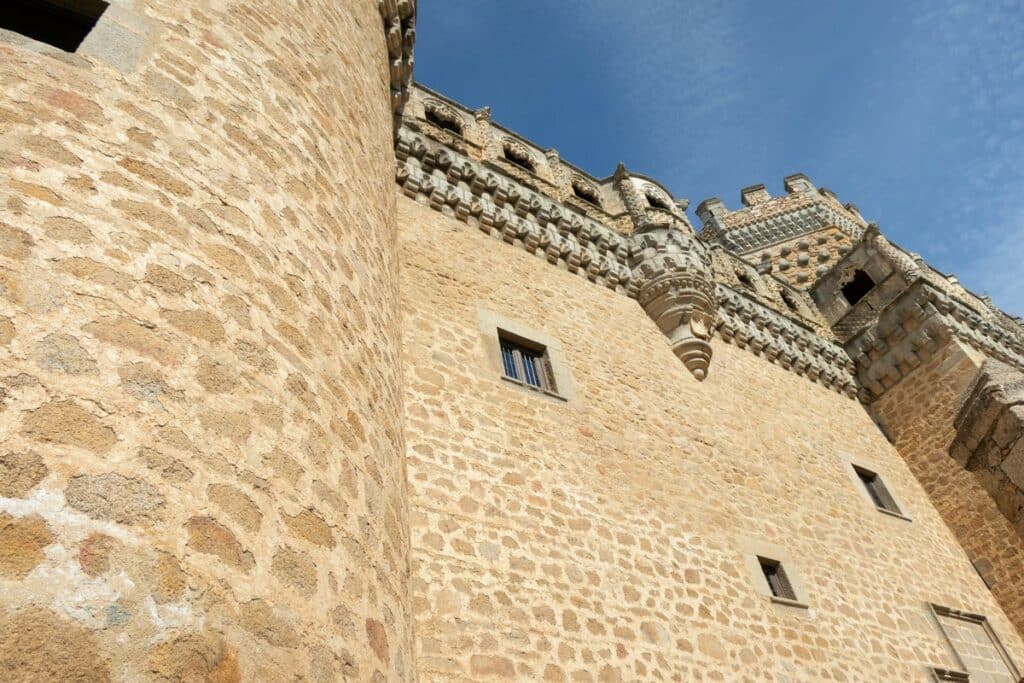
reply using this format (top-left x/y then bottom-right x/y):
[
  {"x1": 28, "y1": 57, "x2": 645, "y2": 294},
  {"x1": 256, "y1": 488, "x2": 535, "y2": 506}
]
[{"x1": 618, "y1": 164, "x2": 718, "y2": 379}]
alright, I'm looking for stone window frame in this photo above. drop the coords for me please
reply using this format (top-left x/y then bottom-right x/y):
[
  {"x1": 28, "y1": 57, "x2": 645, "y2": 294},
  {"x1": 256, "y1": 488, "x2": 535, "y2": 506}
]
[
  {"x1": 929, "y1": 604, "x2": 1021, "y2": 682},
  {"x1": 0, "y1": 0, "x2": 155, "y2": 73},
  {"x1": 838, "y1": 453, "x2": 912, "y2": 522},
  {"x1": 477, "y1": 307, "x2": 574, "y2": 404},
  {"x1": 739, "y1": 538, "x2": 811, "y2": 611}
]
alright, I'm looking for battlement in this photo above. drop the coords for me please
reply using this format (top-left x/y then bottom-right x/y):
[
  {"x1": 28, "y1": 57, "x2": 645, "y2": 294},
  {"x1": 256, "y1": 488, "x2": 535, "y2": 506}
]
[{"x1": 407, "y1": 85, "x2": 692, "y2": 236}]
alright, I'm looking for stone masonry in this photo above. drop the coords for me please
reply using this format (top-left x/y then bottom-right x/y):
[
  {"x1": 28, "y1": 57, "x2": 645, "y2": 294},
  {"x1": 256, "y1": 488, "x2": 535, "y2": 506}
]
[{"x1": 3, "y1": 3, "x2": 1024, "y2": 681}]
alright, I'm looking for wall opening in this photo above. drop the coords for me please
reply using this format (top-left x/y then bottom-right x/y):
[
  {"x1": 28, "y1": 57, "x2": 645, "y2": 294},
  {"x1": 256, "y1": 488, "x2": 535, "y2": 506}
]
[
  {"x1": 572, "y1": 179, "x2": 601, "y2": 207},
  {"x1": 425, "y1": 106, "x2": 463, "y2": 136},
  {"x1": 503, "y1": 144, "x2": 535, "y2": 172},
  {"x1": 1, "y1": 0, "x2": 109, "y2": 52},
  {"x1": 758, "y1": 557, "x2": 797, "y2": 601},
  {"x1": 645, "y1": 191, "x2": 671, "y2": 211},
  {"x1": 841, "y1": 269, "x2": 875, "y2": 306}
]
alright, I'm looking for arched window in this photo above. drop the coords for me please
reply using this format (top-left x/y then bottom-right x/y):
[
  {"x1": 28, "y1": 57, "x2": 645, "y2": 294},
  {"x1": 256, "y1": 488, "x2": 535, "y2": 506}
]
[
  {"x1": 572, "y1": 179, "x2": 601, "y2": 207},
  {"x1": 841, "y1": 269, "x2": 875, "y2": 305},
  {"x1": 424, "y1": 103, "x2": 463, "y2": 136},
  {"x1": 645, "y1": 191, "x2": 671, "y2": 211},
  {"x1": 503, "y1": 142, "x2": 535, "y2": 172},
  {"x1": 735, "y1": 268, "x2": 755, "y2": 291}
]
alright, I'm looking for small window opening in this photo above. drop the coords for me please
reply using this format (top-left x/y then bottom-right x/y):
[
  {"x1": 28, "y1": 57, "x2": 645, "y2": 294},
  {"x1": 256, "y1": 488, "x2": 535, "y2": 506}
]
[
  {"x1": 425, "y1": 107, "x2": 463, "y2": 136},
  {"x1": 499, "y1": 332, "x2": 557, "y2": 394},
  {"x1": 735, "y1": 269, "x2": 755, "y2": 291},
  {"x1": 503, "y1": 144, "x2": 535, "y2": 172},
  {"x1": 854, "y1": 466, "x2": 902, "y2": 515},
  {"x1": 572, "y1": 180, "x2": 601, "y2": 207},
  {"x1": 1, "y1": 0, "x2": 109, "y2": 52},
  {"x1": 841, "y1": 269, "x2": 875, "y2": 306},
  {"x1": 645, "y1": 192, "x2": 671, "y2": 211},
  {"x1": 758, "y1": 557, "x2": 797, "y2": 601}
]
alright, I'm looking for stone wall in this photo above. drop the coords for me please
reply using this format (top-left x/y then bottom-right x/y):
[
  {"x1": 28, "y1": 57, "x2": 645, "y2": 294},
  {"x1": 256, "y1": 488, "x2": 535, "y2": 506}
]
[
  {"x1": 398, "y1": 195, "x2": 1024, "y2": 681},
  {"x1": 0, "y1": 1, "x2": 410, "y2": 680},
  {"x1": 873, "y1": 341, "x2": 1024, "y2": 639}
]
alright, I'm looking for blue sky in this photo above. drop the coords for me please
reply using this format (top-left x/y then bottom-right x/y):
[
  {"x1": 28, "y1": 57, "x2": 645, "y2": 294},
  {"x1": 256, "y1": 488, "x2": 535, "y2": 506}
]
[{"x1": 415, "y1": 1, "x2": 1023, "y2": 316}]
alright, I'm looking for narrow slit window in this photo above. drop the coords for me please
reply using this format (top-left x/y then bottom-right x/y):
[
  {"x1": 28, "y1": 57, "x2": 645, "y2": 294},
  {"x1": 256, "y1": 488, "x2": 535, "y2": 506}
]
[
  {"x1": 1, "y1": 0, "x2": 109, "y2": 52},
  {"x1": 499, "y1": 333, "x2": 557, "y2": 394},
  {"x1": 758, "y1": 557, "x2": 797, "y2": 601},
  {"x1": 854, "y1": 466, "x2": 902, "y2": 515},
  {"x1": 841, "y1": 269, "x2": 875, "y2": 305}
]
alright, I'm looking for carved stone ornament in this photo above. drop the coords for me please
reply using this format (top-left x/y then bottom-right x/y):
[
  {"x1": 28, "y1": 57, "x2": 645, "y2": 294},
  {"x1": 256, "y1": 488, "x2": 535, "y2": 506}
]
[{"x1": 629, "y1": 228, "x2": 718, "y2": 380}]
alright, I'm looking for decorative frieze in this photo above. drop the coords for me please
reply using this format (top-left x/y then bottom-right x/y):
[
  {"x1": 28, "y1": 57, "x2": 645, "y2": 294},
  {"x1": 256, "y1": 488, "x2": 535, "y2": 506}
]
[
  {"x1": 703, "y1": 201, "x2": 865, "y2": 254},
  {"x1": 716, "y1": 286, "x2": 858, "y2": 397},
  {"x1": 395, "y1": 124, "x2": 859, "y2": 395}
]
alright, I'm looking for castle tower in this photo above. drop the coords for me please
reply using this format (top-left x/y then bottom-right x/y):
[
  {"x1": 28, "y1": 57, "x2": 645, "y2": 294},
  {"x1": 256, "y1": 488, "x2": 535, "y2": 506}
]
[
  {"x1": 0, "y1": 1, "x2": 415, "y2": 680},
  {"x1": 697, "y1": 173, "x2": 867, "y2": 290}
]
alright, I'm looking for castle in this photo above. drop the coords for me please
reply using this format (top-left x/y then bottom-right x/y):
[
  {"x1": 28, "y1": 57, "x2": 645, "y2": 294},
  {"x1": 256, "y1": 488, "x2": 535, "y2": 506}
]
[{"x1": 1, "y1": 1, "x2": 1023, "y2": 680}]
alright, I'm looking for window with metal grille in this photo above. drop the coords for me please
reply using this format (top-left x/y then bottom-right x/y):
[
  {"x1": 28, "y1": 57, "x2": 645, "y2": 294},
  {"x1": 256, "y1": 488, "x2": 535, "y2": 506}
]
[
  {"x1": 931, "y1": 605, "x2": 1020, "y2": 682},
  {"x1": 499, "y1": 332, "x2": 557, "y2": 394},
  {"x1": 854, "y1": 466, "x2": 902, "y2": 515},
  {"x1": 758, "y1": 557, "x2": 797, "y2": 601},
  {"x1": 1, "y1": 0, "x2": 108, "y2": 52}
]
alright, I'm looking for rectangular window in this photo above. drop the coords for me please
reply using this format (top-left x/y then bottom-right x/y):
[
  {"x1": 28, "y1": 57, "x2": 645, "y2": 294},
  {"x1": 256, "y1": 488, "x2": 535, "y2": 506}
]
[
  {"x1": 758, "y1": 557, "x2": 797, "y2": 601},
  {"x1": 854, "y1": 466, "x2": 902, "y2": 515},
  {"x1": 1, "y1": 0, "x2": 108, "y2": 52},
  {"x1": 931, "y1": 605, "x2": 1020, "y2": 682},
  {"x1": 499, "y1": 332, "x2": 557, "y2": 394}
]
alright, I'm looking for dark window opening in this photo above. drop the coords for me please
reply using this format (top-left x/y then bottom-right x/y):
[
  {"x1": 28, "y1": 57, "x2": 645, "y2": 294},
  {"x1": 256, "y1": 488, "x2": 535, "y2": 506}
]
[
  {"x1": 854, "y1": 466, "x2": 902, "y2": 515},
  {"x1": 499, "y1": 333, "x2": 557, "y2": 394},
  {"x1": 425, "y1": 107, "x2": 463, "y2": 136},
  {"x1": 758, "y1": 557, "x2": 797, "y2": 601},
  {"x1": 645, "y1": 192, "x2": 671, "y2": 211},
  {"x1": 503, "y1": 145, "x2": 535, "y2": 172},
  {"x1": 841, "y1": 269, "x2": 875, "y2": 306},
  {"x1": 735, "y1": 269, "x2": 755, "y2": 291},
  {"x1": 1, "y1": 0, "x2": 108, "y2": 52},
  {"x1": 572, "y1": 181, "x2": 601, "y2": 207}
]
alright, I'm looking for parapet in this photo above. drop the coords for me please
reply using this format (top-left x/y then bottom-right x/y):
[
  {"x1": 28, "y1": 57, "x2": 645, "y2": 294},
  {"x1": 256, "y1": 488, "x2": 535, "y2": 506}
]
[
  {"x1": 697, "y1": 173, "x2": 867, "y2": 260},
  {"x1": 396, "y1": 85, "x2": 858, "y2": 394}
]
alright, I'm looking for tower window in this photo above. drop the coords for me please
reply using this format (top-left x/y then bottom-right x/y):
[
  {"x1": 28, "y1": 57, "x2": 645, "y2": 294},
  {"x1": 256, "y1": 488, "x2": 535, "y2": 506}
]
[
  {"x1": 1, "y1": 0, "x2": 108, "y2": 52},
  {"x1": 503, "y1": 143, "x2": 535, "y2": 172},
  {"x1": 735, "y1": 269, "x2": 755, "y2": 291},
  {"x1": 572, "y1": 179, "x2": 601, "y2": 207},
  {"x1": 645, "y1": 191, "x2": 671, "y2": 211},
  {"x1": 854, "y1": 466, "x2": 903, "y2": 516},
  {"x1": 425, "y1": 106, "x2": 463, "y2": 136},
  {"x1": 758, "y1": 557, "x2": 797, "y2": 601},
  {"x1": 499, "y1": 332, "x2": 557, "y2": 394},
  {"x1": 841, "y1": 269, "x2": 875, "y2": 306}
]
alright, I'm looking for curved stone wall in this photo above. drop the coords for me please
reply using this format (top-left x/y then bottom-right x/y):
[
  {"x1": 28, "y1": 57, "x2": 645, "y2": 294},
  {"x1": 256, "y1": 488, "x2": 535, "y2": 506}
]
[{"x1": 0, "y1": 1, "x2": 410, "y2": 679}]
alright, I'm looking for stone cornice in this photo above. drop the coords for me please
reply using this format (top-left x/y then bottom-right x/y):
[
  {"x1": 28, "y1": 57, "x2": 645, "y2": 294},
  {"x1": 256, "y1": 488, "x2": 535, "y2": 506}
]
[
  {"x1": 716, "y1": 286, "x2": 858, "y2": 397},
  {"x1": 395, "y1": 125, "x2": 858, "y2": 396},
  {"x1": 378, "y1": 0, "x2": 417, "y2": 126},
  {"x1": 395, "y1": 127, "x2": 635, "y2": 293}
]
